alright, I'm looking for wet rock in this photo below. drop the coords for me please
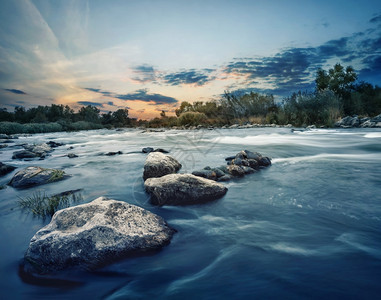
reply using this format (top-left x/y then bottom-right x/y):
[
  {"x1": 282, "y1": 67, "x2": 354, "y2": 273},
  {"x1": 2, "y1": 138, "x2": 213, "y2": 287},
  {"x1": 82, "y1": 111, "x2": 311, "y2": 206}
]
[
  {"x1": 0, "y1": 144, "x2": 8, "y2": 149},
  {"x1": 46, "y1": 141, "x2": 64, "y2": 148},
  {"x1": 258, "y1": 156, "x2": 272, "y2": 167},
  {"x1": 192, "y1": 169, "x2": 217, "y2": 181},
  {"x1": 241, "y1": 166, "x2": 256, "y2": 174},
  {"x1": 225, "y1": 156, "x2": 235, "y2": 162},
  {"x1": 8, "y1": 166, "x2": 69, "y2": 188},
  {"x1": 142, "y1": 147, "x2": 154, "y2": 153},
  {"x1": 143, "y1": 152, "x2": 181, "y2": 180},
  {"x1": 217, "y1": 175, "x2": 232, "y2": 182},
  {"x1": 12, "y1": 150, "x2": 39, "y2": 159},
  {"x1": 227, "y1": 165, "x2": 245, "y2": 177},
  {"x1": 0, "y1": 162, "x2": 16, "y2": 176},
  {"x1": 105, "y1": 151, "x2": 123, "y2": 156},
  {"x1": 23, "y1": 197, "x2": 175, "y2": 274},
  {"x1": 144, "y1": 174, "x2": 228, "y2": 206},
  {"x1": 24, "y1": 143, "x2": 52, "y2": 156},
  {"x1": 67, "y1": 153, "x2": 78, "y2": 158},
  {"x1": 153, "y1": 148, "x2": 169, "y2": 154}
]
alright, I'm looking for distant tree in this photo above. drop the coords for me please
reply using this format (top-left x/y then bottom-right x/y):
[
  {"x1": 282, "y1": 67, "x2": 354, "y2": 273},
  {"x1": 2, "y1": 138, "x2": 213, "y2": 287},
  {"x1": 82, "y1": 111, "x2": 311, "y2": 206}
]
[
  {"x1": 160, "y1": 110, "x2": 166, "y2": 118},
  {"x1": 315, "y1": 63, "x2": 357, "y2": 115},
  {"x1": 78, "y1": 105, "x2": 101, "y2": 123},
  {"x1": 112, "y1": 108, "x2": 129, "y2": 126}
]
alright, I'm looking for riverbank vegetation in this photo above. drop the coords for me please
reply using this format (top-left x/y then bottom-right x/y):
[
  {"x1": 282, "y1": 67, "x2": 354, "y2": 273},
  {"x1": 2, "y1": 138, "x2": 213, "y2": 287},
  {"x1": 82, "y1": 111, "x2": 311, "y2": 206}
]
[{"x1": 1, "y1": 63, "x2": 380, "y2": 134}]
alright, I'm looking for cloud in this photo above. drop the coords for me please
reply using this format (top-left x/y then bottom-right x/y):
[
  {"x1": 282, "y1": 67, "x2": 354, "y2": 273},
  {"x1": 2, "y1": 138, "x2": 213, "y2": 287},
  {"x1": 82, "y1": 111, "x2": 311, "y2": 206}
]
[
  {"x1": 162, "y1": 69, "x2": 215, "y2": 86},
  {"x1": 83, "y1": 87, "x2": 179, "y2": 105},
  {"x1": 77, "y1": 101, "x2": 104, "y2": 107},
  {"x1": 223, "y1": 24, "x2": 381, "y2": 96},
  {"x1": 4, "y1": 88, "x2": 27, "y2": 95},
  {"x1": 131, "y1": 64, "x2": 156, "y2": 83},
  {"x1": 370, "y1": 14, "x2": 381, "y2": 23},
  {"x1": 115, "y1": 89, "x2": 178, "y2": 105}
]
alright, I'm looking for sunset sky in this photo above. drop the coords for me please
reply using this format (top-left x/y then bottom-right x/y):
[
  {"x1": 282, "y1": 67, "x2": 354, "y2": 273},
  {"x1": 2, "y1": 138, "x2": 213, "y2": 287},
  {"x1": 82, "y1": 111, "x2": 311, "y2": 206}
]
[{"x1": 1, "y1": 0, "x2": 381, "y2": 119}]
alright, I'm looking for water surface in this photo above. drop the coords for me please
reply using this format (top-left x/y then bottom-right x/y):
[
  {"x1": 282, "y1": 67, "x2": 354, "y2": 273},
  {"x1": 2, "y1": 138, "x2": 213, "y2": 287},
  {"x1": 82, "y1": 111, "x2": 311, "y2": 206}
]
[{"x1": 0, "y1": 127, "x2": 380, "y2": 299}]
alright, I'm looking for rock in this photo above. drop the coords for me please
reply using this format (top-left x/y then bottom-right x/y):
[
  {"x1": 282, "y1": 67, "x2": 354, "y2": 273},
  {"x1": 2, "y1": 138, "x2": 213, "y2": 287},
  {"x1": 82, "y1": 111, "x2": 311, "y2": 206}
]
[
  {"x1": 46, "y1": 141, "x2": 64, "y2": 148},
  {"x1": 105, "y1": 151, "x2": 122, "y2": 156},
  {"x1": 142, "y1": 147, "x2": 154, "y2": 153},
  {"x1": 247, "y1": 159, "x2": 259, "y2": 169},
  {"x1": 24, "y1": 143, "x2": 52, "y2": 156},
  {"x1": 0, "y1": 162, "x2": 16, "y2": 176},
  {"x1": 224, "y1": 156, "x2": 235, "y2": 162},
  {"x1": 144, "y1": 174, "x2": 228, "y2": 206},
  {"x1": 371, "y1": 114, "x2": 381, "y2": 123},
  {"x1": 227, "y1": 165, "x2": 245, "y2": 177},
  {"x1": 335, "y1": 116, "x2": 360, "y2": 128},
  {"x1": 0, "y1": 144, "x2": 8, "y2": 149},
  {"x1": 8, "y1": 166, "x2": 69, "y2": 188},
  {"x1": 12, "y1": 150, "x2": 39, "y2": 159},
  {"x1": 192, "y1": 169, "x2": 217, "y2": 180},
  {"x1": 241, "y1": 166, "x2": 256, "y2": 174},
  {"x1": 153, "y1": 148, "x2": 169, "y2": 154},
  {"x1": 143, "y1": 152, "x2": 181, "y2": 180},
  {"x1": 258, "y1": 156, "x2": 272, "y2": 167},
  {"x1": 67, "y1": 153, "x2": 78, "y2": 158},
  {"x1": 23, "y1": 197, "x2": 175, "y2": 274},
  {"x1": 217, "y1": 175, "x2": 232, "y2": 182},
  {"x1": 211, "y1": 167, "x2": 226, "y2": 178}
]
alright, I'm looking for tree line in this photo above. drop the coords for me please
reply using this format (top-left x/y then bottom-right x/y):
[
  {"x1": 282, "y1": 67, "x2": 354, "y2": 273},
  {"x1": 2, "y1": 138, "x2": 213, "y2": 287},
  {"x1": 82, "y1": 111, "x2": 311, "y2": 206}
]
[
  {"x1": 1, "y1": 63, "x2": 381, "y2": 133},
  {"x1": 146, "y1": 63, "x2": 381, "y2": 128}
]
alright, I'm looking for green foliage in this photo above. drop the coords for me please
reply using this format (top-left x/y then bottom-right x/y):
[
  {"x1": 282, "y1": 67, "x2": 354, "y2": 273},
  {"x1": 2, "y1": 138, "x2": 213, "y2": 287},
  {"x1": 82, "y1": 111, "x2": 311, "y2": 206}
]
[{"x1": 18, "y1": 190, "x2": 82, "y2": 219}]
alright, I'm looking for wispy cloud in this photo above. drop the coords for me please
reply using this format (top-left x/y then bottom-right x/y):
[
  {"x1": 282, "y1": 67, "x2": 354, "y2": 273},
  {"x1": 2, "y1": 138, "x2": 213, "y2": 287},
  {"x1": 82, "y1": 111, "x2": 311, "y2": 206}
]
[
  {"x1": 4, "y1": 88, "x2": 27, "y2": 95},
  {"x1": 131, "y1": 64, "x2": 157, "y2": 83},
  {"x1": 84, "y1": 87, "x2": 179, "y2": 105},
  {"x1": 161, "y1": 69, "x2": 216, "y2": 86},
  {"x1": 77, "y1": 101, "x2": 104, "y2": 107}
]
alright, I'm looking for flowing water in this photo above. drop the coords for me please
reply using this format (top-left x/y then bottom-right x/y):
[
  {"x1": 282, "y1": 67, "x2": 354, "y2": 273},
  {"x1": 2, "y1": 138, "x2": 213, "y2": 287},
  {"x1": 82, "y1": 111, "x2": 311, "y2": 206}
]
[{"x1": 0, "y1": 127, "x2": 381, "y2": 299}]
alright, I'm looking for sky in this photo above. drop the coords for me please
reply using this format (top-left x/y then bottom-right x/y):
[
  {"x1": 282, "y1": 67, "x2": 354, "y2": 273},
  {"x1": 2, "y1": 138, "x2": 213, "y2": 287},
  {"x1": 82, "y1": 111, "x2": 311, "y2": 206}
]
[{"x1": 0, "y1": 0, "x2": 380, "y2": 119}]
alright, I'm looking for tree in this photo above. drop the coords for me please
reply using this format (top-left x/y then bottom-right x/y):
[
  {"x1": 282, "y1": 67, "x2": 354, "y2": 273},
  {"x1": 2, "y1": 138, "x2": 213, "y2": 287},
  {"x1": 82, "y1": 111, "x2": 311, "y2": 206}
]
[
  {"x1": 160, "y1": 110, "x2": 166, "y2": 118},
  {"x1": 315, "y1": 63, "x2": 358, "y2": 115},
  {"x1": 78, "y1": 105, "x2": 101, "y2": 123},
  {"x1": 112, "y1": 108, "x2": 129, "y2": 126}
]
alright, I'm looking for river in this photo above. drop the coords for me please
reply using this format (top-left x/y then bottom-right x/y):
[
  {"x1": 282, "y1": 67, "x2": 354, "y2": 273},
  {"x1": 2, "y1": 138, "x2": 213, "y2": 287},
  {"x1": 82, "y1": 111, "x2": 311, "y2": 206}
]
[{"x1": 1, "y1": 127, "x2": 381, "y2": 299}]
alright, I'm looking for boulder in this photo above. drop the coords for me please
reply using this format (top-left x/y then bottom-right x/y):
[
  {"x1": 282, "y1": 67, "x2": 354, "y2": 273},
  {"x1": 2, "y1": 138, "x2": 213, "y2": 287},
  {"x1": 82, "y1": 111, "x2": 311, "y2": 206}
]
[
  {"x1": 24, "y1": 143, "x2": 52, "y2": 156},
  {"x1": 24, "y1": 197, "x2": 175, "y2": 274},
  {"x1": 8, "y1": 166, "x2": 69, "y2": 188},
  {"x1": 0, "y1": 162, "x2": 16, "y2": 176},
  {"x1": 144, "y1": 174, "x2": 228, "y2": 205},
  {"x1": 143, "y1": 152, "x2": 181, "y2": 180},
  {"x1": 46, "y1": 141, "x2": 64, "y2": 148},
  {"x1": 67, "y1": 153, "x2": 78, "y2": 158},
  {"x1": 12, "y1": 150, "x2": 39, "y2": 159}
]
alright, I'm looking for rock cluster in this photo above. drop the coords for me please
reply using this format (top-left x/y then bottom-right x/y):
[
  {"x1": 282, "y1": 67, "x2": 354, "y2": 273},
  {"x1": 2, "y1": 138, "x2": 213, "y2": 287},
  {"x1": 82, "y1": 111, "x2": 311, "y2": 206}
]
[
  {"x1": 24, "y1": 197, "x2": 175, "y2": 274},
  {"x1": 335, "y1": 114, "x2": 381, "y2": 128},
  {"x1": 192, "y1": 150, "x2": 271, "y2": 182},
  {"x1": 8, "y1": 166, "x2": 69, "y2": 188},
  {"x1": 12, "y1": 142, "x2": 64, "y2": 160}
]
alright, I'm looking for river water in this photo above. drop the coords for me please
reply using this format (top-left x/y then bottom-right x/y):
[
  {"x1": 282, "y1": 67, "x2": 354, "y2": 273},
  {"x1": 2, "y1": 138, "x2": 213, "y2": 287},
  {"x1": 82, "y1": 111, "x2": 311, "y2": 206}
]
[{"x1": 0, "y1": 127, "x2": 381, "y2": 299}]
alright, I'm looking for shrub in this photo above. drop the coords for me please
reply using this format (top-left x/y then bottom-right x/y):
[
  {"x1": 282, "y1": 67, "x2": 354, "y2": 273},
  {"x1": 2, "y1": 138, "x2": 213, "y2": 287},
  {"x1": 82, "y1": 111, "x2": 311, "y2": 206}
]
[{"x1": 178, "y1": 112, "x2": 208, "y2": 126}]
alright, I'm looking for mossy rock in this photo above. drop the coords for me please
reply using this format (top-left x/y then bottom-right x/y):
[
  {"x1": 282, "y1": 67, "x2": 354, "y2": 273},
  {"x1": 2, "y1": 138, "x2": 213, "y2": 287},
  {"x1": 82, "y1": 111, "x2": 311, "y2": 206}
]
[{"x1": 9, "y1": 166, "x2": 69, "y2": 188}]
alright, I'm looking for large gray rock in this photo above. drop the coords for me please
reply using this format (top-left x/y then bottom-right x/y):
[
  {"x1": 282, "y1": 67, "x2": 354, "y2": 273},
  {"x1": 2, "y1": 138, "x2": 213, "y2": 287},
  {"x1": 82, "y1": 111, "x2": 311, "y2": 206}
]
[
  {"x1": 144, "y1": 174, "x2": 228, "y2": 205},
  {"x1": 8, "y1": 166, "x2": 69, "y2": 188},
  {"x1": 12, "y1": 150, "x2": 39, "y2": 159},
  {"x1": 24, "y1": 197, "x2": 175, "y2": 274},
  {"x1": 143, "y1": 152, "x2": 181, "y2": 180}
]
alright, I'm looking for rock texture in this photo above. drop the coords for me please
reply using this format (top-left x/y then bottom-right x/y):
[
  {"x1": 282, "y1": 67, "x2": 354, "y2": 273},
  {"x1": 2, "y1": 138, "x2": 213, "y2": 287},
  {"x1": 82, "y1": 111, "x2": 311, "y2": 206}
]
[
  {"x1": 335, "y1": 114, "x2": 381, "y2": 128},
  {"x1": 143, "y1": 152, "x2": 181, "y2": 180},
  {"x1": 144, "y1": 174, "x2": 228, "y2": 205},
  {"x1": 0, "y1": 162, "x2": 16, "y2": 176},
  {"x1": 8, "y1": 166, "x2": 68, "y2": 188},
  {"x1": 24, "y1": 197, "x2": 175, "y2": 274}
]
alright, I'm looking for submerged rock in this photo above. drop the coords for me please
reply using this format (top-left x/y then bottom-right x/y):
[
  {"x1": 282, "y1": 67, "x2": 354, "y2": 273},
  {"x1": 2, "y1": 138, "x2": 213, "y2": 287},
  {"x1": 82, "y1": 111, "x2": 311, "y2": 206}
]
[
  {"x1": 0, "y1": 162, "x2": 16, "y2": 176},
  {"x1": 142, "y1": 147, "x2": 154, "y2": 153},
  {"x1": 24, "y1": 197, "x2": 175, "y2": 274},
  {"x1": 144, "y1": 174, "x2": 228, "y2": 206},
  {"x1": 67, "y1": 153, "x2": 78, "y2": 158},
  {"x1": 143, "y1": 152, "x2": 181, "y2": 180},
  {"x1": 8, "y1": 166, "x2": 69, "y2": 188},
  {"x1": 105, "y1": 151, "x2": 123, "y2": 156}
]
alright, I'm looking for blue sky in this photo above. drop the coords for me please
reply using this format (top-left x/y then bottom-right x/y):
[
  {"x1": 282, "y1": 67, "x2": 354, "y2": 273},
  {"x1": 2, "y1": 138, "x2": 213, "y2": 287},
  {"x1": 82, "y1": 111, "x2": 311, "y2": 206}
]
[{"x1": 0, "y1": 0, "x2": 380, "y2": 119}]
